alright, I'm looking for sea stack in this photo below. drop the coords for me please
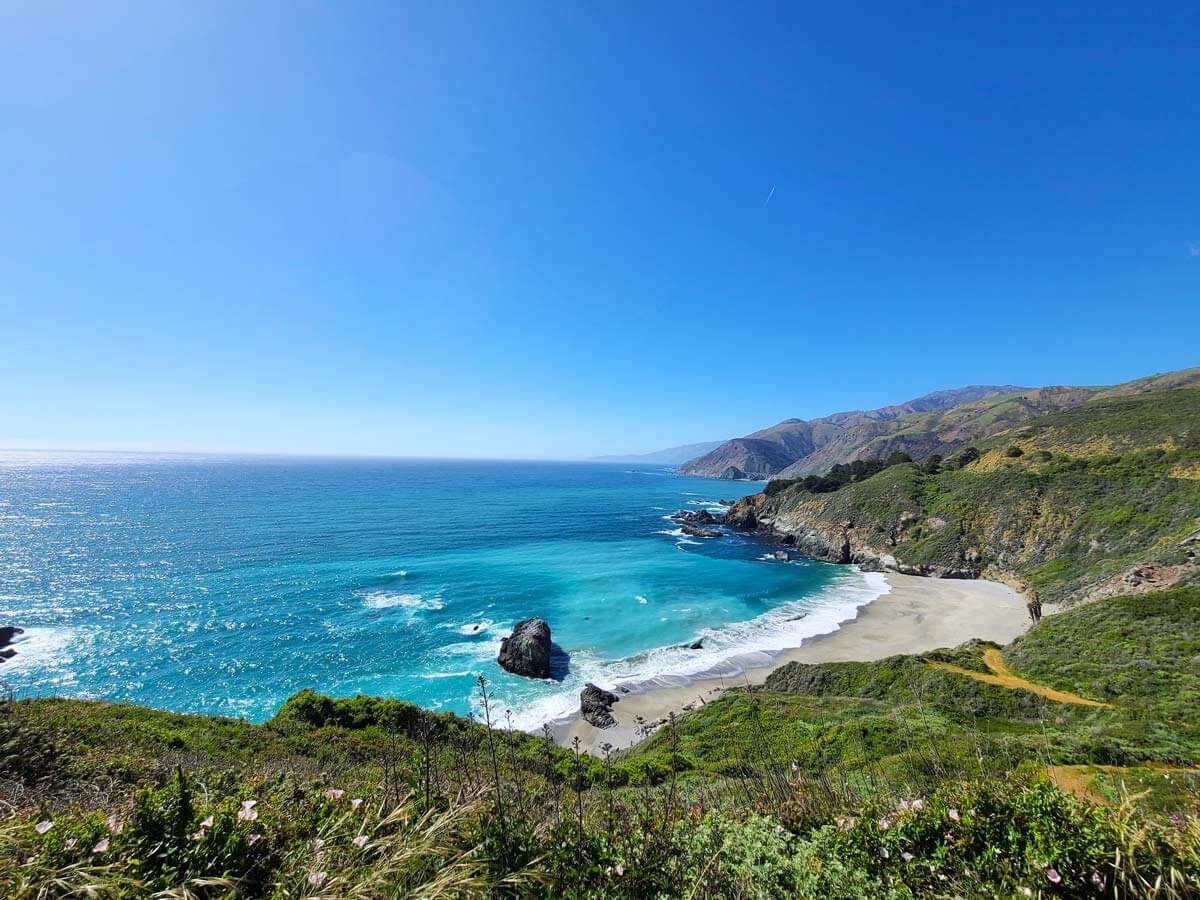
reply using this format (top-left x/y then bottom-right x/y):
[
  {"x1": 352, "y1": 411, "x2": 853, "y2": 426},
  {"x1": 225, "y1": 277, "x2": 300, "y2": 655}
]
[
  {"x1": 497, "y1": 617, "x2": 552, "y2": 679},
  {"x1": 0, "y1": 625, "x2": 23, "y2": 662},
  {"x1": 580, "y1": 683, "x2": 620, "y2": 728}
]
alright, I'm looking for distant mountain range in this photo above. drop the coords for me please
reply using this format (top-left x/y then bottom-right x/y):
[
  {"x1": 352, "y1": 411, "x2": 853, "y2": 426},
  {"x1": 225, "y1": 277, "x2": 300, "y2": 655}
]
[
  {"x1": 592, "y1": 440, "x2": 725, "y2": 466},
  {"x1": 676, "y1": 368, "x2": 1200, "y2": 480}
]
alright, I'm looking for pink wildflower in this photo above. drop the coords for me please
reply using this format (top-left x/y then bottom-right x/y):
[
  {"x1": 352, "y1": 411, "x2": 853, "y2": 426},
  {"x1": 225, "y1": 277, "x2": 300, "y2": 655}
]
[
  {"x1": 35, "y1": 820, "x2": 53, "y2": 835},
  {"x1": 352, "y1": 834, "x2": 368, "y2": 848},
  {"x1": 92, "y1": 838, "x2": 110, "y2": 854},
  {"x1": 1045, "y1": 867, "x2": 1062, "y2": 884},
  {"x1": 325, "y1": 788, "x2": 345, "y2": 801},
  {"x1": 65, "y1": 838, "x2": 77, "y2": 850},
  {"x1": 199, "y1": 816, "x2": 214, "y2": 829},
  {"x1": 248, "y1": 833, "x2": 262, "y2": 846},
  {"x1": 238, "y1": 800, "x2": 259, "y2": 822},
  {"x1": 948, "y1": 808, "x2": 960, "y2": 821},
  {"x1": 911, "y1": 799, "x2": 924, "y2": 811},
  {"x1": 105, "y1": 814, "x2": 124, "y2": 834},
  {"x1": 351, "y1": 798, "x2": 363, "y2": 810},
  {"x1": 308, "y1": 871, "x2": 327, "y2": 887}
]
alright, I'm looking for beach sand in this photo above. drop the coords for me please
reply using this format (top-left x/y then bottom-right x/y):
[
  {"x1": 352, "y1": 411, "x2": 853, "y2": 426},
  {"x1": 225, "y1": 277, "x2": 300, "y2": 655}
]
[{"x1": 555, "y1": 572, "x2": 1030, "y2": 754}]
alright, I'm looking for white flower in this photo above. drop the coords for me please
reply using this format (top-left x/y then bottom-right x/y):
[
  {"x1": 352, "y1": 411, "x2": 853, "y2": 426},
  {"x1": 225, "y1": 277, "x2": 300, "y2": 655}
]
[
  {"x1": 878, "y1": 815, "x2": 894, "y2": 831},
  {"x1": 1020, "y1": 889, "x2": 1032, "y2": 897},
  {"x1": 911, "y1": 799, "x2": 924, "y2": 811},
  {"x1": 92, "y1": 838, "x2": 110, "y2": 854},
  {"x1": 238, "y1": 800, "x2": 259, "y2": 822},
  {"x1": 880, "y1": 847, "x2": 890, "y2": 859},
  {"x1": 351, "y1": 798, "x2": 363, "y2": 810},
  {"x1": 200, "y1": 816, "x2": 214, "y2": 829},
  {"x1": 248, "y1": 833, "x2": 263, "y2": 846},
  {"x1": 901, "y1": 852, "x2": 915, "y2": 862},
  {"x1": 1045, "y1": 867, "x2": 1062, "y2": 884},
  {"x1": 65, "y1": 838, "x2": 77, "y2": 850},
  {"x1": 616, "y1": 864, "x2": 624, "y2": 876},
  {"x1": 352, "y1": 834, "x2": 368, "y2": 848},
  {"x1": 105, "y1": 814, "x2": 124, "y2": 834},
  {"x1": 325, "y1": 788, "x2": 345, "y2": 801},
  {"x1": 948, "y1": 808, "x2": 960, "y2": 821},
  {"x1": 308, "y1": 871, "x2": 327, "y2": 887},
  {"x1": 312, "y1": 838, "x2": 326, "y2": 853},
  {"x1": 35, "y1": 820, "x2": 53, "y2": 835}
]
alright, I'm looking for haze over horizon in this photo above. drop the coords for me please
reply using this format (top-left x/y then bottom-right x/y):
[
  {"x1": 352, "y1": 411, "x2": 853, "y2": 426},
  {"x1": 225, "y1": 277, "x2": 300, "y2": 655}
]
[{"x1": 2, "y1": 2, "x2": 1197, "y2": 459}]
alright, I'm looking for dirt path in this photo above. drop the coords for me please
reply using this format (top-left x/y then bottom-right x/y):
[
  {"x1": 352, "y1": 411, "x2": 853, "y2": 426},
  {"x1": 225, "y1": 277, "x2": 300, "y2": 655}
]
[{"x1": 927, "y1": 647, "x2": 1112, "y2": 708}]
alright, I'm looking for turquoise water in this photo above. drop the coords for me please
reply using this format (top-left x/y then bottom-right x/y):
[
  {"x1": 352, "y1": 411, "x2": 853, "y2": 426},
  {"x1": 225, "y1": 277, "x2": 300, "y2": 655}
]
[{"x1": 0, "y1": 453, "x2": 883, "y2": 728}]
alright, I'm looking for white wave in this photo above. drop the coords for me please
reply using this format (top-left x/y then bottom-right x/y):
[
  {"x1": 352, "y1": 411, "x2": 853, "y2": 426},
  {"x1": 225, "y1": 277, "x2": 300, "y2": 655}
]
[
  {"x1": 675, "y1": 538, "x2": 701, "y2": 547},
  {"x1": 635, "y1": 595, "x2": 649, "y2": 604},
  {"x1": 388, "y1": 570, "x2": 409, "y2": 577},
  {"x1": 500, "y1": 569, "x2": 891, "y2": 733},
  {"x1": 362, "y1": 591, "x2": 444, "y2": 611}
]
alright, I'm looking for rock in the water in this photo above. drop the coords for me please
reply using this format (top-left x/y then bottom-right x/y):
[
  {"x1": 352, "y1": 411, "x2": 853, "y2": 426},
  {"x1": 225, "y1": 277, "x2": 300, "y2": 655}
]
[
  {"x1": 773, "y1": 550, "x2": 790, "y2": 561},
  {"x1": 681, "y1": 524, "x2": 722, "y2": 538},
  {"x1": 580, "y1": 683, "x2": 620, "y2": 728},
  {"x1": 0, "y1": 626, "x2": 22, "y2": 662},
  {"x1": 498, "y1": 618, "x2": 552, "y2": 679},
  {"x1": 687, "y1": 638, "x2": 704, "y2": 650}
]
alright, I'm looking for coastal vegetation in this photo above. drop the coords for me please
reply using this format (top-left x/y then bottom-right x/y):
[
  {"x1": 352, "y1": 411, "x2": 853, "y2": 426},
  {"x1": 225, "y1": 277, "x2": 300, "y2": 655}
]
[{"x1": 4, "y1": 585, "x2": 1200, "y2": 896}]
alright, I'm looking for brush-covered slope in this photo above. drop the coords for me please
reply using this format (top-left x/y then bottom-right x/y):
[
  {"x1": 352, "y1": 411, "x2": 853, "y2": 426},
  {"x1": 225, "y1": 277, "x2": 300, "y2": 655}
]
[
  {"x1": 726, "y1": 385, "x2": 1200, "y2": 604},
  {"x1": 678, "y1": 385, "x2": 1025, "y2": 479}
]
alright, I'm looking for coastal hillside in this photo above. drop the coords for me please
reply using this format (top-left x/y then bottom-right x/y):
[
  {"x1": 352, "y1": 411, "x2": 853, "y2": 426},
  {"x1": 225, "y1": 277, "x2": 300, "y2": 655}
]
[
  {"x1": 4, "y1": 586, "x2": 1198, "y2": 897},
  {"x1": 725, "y1": 384, "x2": 1200, "y2": 604},
  {"x1": 678, "y1": 385, "x2": 1024, "y2": 479},
  {"x1": 680, "y1": 367, "x2": 1200, "y2": 481}
]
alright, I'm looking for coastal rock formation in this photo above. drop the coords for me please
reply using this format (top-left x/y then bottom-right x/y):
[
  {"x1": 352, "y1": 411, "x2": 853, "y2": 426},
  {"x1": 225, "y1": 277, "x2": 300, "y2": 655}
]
[
  {"x1": 580, "y1": 683, "x2": 620, "y2": 728},
  {"x1": 0, "y1": 625, "x2": 22, "y2": 662},
  {"x1": 498, "y1": 618, "x2": 552, "y2": 679},
  {"x1": 670, "y1": 508, "x2": 721, "y2": 526},
  {"x1": 681, "y1": 524, "x2": 722, "y2": 539}
]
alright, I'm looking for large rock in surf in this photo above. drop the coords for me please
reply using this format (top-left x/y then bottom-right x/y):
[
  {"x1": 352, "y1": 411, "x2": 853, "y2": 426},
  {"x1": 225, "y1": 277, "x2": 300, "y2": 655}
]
[
  {"x1": 0, "y1": 625, "x2": 23, "y2": 662},
  {"x1": 580, "y1": 683, "x2": 620, "y2": 729},
  {"x1": 681, "y1": 524, "x2": 722, "y2": 538},
  {"x1": 498, "y1": 618, "x2": 552, "y2": 679}
]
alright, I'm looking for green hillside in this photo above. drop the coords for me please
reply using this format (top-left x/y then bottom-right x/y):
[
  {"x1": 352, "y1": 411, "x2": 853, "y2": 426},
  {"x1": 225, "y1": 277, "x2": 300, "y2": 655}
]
[{"x1": 728, "y1": 385, "x2": 1200, "y2": 604}]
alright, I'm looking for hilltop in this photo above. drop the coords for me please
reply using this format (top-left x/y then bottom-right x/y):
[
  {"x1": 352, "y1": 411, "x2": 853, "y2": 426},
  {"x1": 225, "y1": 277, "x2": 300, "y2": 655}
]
[{"x1": 679, "y1": 368, "x2": 1200, "y2": 480}]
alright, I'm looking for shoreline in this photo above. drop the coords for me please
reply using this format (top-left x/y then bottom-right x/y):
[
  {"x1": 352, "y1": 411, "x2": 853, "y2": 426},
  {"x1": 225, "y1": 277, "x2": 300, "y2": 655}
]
[{"x1": 554, "y1": 572, "x2": 1030, "y2": 754}]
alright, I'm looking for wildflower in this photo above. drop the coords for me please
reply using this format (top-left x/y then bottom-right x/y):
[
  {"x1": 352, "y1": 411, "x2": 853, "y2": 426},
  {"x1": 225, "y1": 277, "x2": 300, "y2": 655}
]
[
  {"x1": 351, "y1": 798, "x2": 363, "y2": 810},
  {"x1": 1045, "y1": 867, "x2": 1062, "y2": 884},
  {"x1": 35, "y1": 820, "x2": 53, "y2": 835},
  {"x1": 1020, "y1": 889, "x2": 1032, "y2": 897},
  {"x1": 325, "y1": 788, "x2": 345, "y2": 801},
  {"x1": 312, "y1": 838, "x2": 326, "y2": 852},
  {"x1": 911, "y1": 798, "x2": 924, "y2": 811},
  {"x1": 835, "y1": 816, "x2": 855, "y2": 832},
  {"x1": 948, "y1": 808, "x2": 960, "y2": 822},
  {"x1": 901, "y1": 852, "x2": 915, "y2": 862},
  {"x1": 65, "y1": 838, "x2": 77, "y2": 850},
  {"x1": 615, "y1": 864, "x2": 625, "y2": 876},
  {"x1": 199, "y1": 815, "x2": 214, "y2": 829},
  {"x1": 878, "y1": 815, "x2": 895, "y2": 831},
  {"x1": 1170, "y1": 813, "x2": 1184, "y2": 827},
  {"x1": 93, "y1": 838, "x2": 110, "y2": 854},
  {"x1": 1091, "y1": 873, "x2": 1104, "y2": 888},
  {"x1": 774, "y1": 824, "x2": 784, "y2": 833},
  {"x1": 238, "y1": 800, "x2": 259, "y2": 822},
  {"x1": 105, "y1": 814, "x2": 124, "y2": 834},
  {"x1": 353, "y1": 834, "x2": 368, "y2": 849},
  {"x1": 248, "y1": 833, "x2": 263, "y2": 846},
  {"x1": 880, "y1": 847, "x2": 890, "y2": 859},
  {"x1": 308, "y1": 871, "x2": 327, "y2": 887},
  {"x1": 898, "y1": 799, "x2": 911, "y2": 811}
]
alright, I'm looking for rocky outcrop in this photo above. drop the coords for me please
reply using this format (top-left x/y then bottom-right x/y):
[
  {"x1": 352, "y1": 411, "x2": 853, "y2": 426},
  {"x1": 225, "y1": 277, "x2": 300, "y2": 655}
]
[
  {"x1": 498, "y1": 618, "x2": 552, "y2": 679},
  {"x1": 681, "y1": 524, "x2": 722, "y2": 539},
  {"x1": 670, "y1": 508, "x2": 721, "y2": 526},
  {"x1": 580, "y1": 683, "x2": 620, "y2": 728},
  {"x1": 0, "y1": 625, "x2": 22, "y2": 662}
]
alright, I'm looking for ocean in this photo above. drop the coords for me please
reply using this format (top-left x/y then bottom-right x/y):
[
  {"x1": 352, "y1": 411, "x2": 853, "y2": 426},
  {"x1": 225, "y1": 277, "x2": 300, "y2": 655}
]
[{"x1": 0, "y1": 452, "x2": 884, "y2": 729}]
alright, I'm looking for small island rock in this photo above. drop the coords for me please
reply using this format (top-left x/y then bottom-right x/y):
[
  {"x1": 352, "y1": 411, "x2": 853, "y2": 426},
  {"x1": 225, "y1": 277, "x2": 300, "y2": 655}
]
[{"x1": 497, "y1": 618, "x2": 552, "y2": 679}]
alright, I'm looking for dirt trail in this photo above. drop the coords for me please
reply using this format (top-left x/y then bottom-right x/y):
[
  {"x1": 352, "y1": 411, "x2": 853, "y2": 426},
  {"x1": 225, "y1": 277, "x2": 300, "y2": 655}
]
[{"x1": 927, "y1": 647, "x2": 1112, "y2": 707}]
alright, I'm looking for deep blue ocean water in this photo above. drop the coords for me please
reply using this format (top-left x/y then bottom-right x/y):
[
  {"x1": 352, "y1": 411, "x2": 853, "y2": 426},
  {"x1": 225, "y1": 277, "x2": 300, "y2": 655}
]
[{"x1": 0, "y1": 453, "x2": 883, "y2": 728}]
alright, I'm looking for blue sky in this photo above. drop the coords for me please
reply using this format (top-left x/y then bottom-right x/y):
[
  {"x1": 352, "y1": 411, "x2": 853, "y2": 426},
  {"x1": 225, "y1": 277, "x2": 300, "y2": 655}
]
[{"x1": 1, "y1": 2, "x2": 1197, "y2": 459}]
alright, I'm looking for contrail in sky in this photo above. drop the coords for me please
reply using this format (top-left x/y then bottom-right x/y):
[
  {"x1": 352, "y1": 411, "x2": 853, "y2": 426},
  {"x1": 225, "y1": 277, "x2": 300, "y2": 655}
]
[{"x1": 764, "y1": 185, "x2": 776, "y2": 207}]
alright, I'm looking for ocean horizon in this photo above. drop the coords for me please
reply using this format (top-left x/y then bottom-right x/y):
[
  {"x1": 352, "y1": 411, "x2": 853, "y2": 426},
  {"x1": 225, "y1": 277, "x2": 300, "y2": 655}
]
[{"x1": 0, "y1": 453, "x2": 882, "y2": 729}]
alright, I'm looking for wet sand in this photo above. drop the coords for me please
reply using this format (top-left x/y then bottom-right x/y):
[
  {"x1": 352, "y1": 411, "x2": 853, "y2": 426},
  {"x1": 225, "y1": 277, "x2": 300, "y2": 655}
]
[{"x1": 555, "y1": 572, "x2": 1029, "y2": 754}]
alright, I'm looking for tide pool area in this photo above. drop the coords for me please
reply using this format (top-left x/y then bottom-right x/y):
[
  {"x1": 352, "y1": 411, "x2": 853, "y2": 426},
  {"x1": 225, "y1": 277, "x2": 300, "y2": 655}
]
[{"x1": 0, "y1": 454, "x2": 881, "y2": 727}]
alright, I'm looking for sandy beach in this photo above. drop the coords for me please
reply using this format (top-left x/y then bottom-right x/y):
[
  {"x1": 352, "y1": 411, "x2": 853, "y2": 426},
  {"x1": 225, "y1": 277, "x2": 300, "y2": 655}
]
[{"x1": 556, "y1": 572, "x2": 1030, "y2": 753}]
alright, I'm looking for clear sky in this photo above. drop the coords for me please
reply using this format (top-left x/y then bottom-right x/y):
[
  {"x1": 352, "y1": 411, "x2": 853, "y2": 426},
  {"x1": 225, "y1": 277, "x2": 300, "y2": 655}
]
[{"x1": 1, "y1": 2, "x2": 1197, "y2": 459}]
